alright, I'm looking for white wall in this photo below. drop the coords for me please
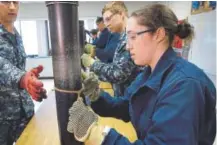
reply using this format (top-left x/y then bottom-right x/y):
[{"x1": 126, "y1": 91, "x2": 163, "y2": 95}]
[
  {"x1": 167, "y1": 1, "x2": 192, "y2": 20},
  {"x1": 18, "y1": 2, "x2": 48, "y2": 20},
  {"x1": 18, "y1": 1, "x2": 156, "y2": 20},
  {"x1": 36, "y1": 20, "x2": 49, "y2": 56},
  {"x1": 26, "y1": 57, "x2": 53, "y2": 77},
  {"x1": 188, "y1": 10, "x2": 216, "y2": 84},
  {"x1": 18, "y1": 1, "x2": 192, "y2": 20}
]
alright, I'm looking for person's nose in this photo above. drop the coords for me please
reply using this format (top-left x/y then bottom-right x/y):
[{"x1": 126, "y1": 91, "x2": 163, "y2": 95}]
[{"x1": 9, "y1": 2, "x2": 16, "y2": 10}]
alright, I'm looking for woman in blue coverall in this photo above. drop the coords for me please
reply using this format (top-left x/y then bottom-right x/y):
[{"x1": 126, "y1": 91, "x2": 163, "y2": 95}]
[{"x1": 67, "y1": 4, "x2": 216, "y2": 145}]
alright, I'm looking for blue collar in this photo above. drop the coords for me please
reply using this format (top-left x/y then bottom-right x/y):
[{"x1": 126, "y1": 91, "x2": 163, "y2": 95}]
[
  {"x1": 127, "y1": 48, "x2": 178, "y2": 101},
  {"x1": 0, "y1": 24, "x2": 22, "y2": 47},
  {"x1": 142, "y1": 48, "x2": 178, "y2": 93},
  {"x1": 0, "y1": 24, "x2": 7, "y2": 35},
  {"x1": 102, "y1": 27, "x2": 108, "y2": 33},
  {"x1": 0, "y1": 24, "x2": 18, "y2": 36}
]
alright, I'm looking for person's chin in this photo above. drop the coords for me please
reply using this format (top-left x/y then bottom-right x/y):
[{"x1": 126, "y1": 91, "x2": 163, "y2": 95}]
[
  {"x1": 109, "y1": 30, "x2": 114, "y2": 33},
  {"x1": 133, "y1": 59, "x2": 143, "y2": 66},
  {"x1": 7, "y1": 18, "x2": 17, "y2": 23},
  {"x1": 108, "y1": 28, "x2": 115, "y2": 33},
  {"x1": 134, "y1": 60, "x2": 139, "y2": 66},
  {"x1": 132, "y1": 57, "x2": 138, "y2": 64}
]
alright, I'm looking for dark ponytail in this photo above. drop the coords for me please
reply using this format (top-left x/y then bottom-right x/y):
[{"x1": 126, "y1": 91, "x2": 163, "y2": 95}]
[{"x1": 175, "y1": 20, "x2": 194, "y2": 44}]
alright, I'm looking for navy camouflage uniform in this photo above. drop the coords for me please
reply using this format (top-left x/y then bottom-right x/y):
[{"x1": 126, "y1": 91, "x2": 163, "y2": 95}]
[
  {"x1": 90, "y1": 32, "x2": 141, "y2": 96},
  {"x1": 0, "y1": 24, "x2": 34, "y2": 145}
]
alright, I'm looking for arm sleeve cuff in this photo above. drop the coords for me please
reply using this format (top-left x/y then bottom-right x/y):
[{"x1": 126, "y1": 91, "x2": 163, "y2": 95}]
[{"x1": 102, "y1": 128, "x2": 120, "y2": 145}]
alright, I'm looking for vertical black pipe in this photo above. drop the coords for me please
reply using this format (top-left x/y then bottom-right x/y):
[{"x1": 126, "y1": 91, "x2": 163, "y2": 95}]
[
  {"x1": 79, "y1": 20, "x2": 85, "y2": 55},
  {"x1": 79, "y1": 20, "x2": 86, "y2": 70},
  {"x1": 46, "y1": 1, "x2": 82, "y2": 145}
]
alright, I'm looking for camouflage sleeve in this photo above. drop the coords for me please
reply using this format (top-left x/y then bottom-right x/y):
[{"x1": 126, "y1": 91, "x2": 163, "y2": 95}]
[
  {"x1": 0, "y1": 57, "x2": 25, "y2": 90},
  {"x1": 90, "y1": 52, "x2": 135, "y2": 84}
]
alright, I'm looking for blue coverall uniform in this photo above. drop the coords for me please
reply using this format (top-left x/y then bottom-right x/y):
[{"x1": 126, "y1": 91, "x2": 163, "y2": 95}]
[{"x1": 91, "y1": 48, "x2": 216, "y2": 145}]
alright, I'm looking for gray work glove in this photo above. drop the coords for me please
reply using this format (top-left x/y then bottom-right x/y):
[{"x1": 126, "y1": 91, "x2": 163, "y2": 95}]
[
  {"x1": 82, "y1": 72, "x2": 101, "y2": 102},
  {"x1": 67, "y1": 97, "x2": 98, "y2": 142},
  {"x1": 81, "y1": 53, "x2": 95, "y2": 68}
]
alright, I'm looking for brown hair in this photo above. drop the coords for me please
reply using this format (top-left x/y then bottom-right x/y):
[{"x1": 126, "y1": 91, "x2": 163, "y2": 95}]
[
  {"x1": 131, "y1": 4, "x2": 194, "y2": 45},
  {"x1": 102, "y1": 1, "x2": 128, "y2": 17}
]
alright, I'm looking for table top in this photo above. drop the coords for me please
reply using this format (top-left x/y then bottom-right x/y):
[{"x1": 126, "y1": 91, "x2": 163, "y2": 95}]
[
  {"x1": 16, "y1": 82, "x2": 137, "y2": 145},
  {"x1": 16, "y1": 90, "x2": 60, "y2": 145}
]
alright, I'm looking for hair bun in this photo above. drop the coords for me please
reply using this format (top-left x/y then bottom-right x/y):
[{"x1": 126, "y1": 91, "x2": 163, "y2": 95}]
[{"x1": 176, "y1": 22, "x2": 192, "y2": 39}]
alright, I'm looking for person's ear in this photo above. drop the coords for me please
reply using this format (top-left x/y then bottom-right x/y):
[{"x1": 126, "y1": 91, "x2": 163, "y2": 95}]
[
  {"x1": 153, "y1": 27, "x2": 166, "y2": 43},
  {"x1": 120, "y1": 12, "x2": 125, "y2": 20}
]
